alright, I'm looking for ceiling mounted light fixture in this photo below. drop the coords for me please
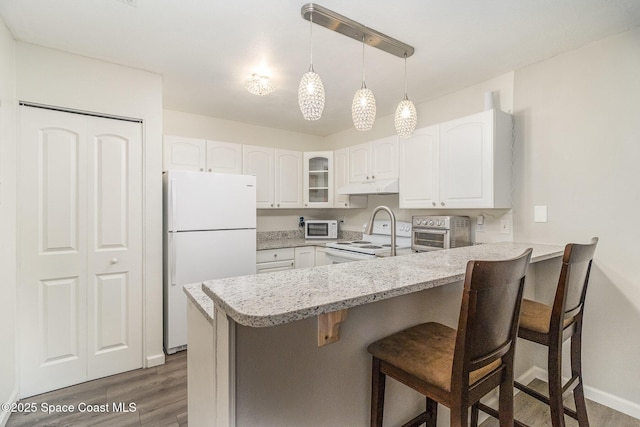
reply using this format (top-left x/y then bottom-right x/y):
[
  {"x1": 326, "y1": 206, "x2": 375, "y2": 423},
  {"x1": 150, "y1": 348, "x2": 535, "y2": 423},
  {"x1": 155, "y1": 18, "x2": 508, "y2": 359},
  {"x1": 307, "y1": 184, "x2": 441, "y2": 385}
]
[
  {"x1": 245, "y1": 73, "x2": 276, "y2": 96},
  {"x1": 352, "y1": 36, "x2": 376, "y2": 131},
  {"x1": 394, "y1": 53, "x2": 417, "y2": 138},
  {"x1": 298, "y1": 9, "x2": 325, "y2": 120}
]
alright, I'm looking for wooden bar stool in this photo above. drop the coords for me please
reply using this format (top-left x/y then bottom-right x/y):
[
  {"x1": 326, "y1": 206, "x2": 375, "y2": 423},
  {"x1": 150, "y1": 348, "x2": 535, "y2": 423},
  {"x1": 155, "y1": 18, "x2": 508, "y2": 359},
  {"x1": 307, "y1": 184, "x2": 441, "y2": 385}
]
[
  {"x1": 367, "y1": 248, "x2": 533, "y2": 427},
  {"x1": 474, "y1": 237, "x2": 598, "y2": 427}
]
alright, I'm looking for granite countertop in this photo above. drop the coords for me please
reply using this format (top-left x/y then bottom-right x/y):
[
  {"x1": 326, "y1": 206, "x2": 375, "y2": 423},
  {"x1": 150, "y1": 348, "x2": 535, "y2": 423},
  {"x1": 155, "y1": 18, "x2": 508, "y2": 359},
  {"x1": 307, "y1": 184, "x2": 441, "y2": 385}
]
[
  {"x1": 184, "y1": 283, "x2": 214, "y2": 325},
  {"x1": 257, "y1": 238, "x2": 333, "y2": 251},
  {"x1": 256, "y1": 229, "x2": 362, "y2": 251},
  {"x1": 200, "y1": 242, "x2": 564, "y2": 328}
]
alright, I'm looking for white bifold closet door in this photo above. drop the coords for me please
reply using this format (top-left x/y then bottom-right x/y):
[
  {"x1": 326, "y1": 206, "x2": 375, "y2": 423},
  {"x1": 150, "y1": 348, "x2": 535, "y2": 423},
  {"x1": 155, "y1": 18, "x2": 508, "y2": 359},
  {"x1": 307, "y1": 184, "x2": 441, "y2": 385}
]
[{"x1": 18, "y1": 106, "x2": 143, "y2": 398}]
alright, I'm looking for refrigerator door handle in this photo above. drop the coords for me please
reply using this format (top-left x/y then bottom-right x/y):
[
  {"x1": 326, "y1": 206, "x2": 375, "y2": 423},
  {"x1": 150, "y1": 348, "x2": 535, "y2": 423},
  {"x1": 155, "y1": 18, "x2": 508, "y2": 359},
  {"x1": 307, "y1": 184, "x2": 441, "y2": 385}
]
[
  {"x1": 169, "y1": 178, "x2": 177, "y2": 232},
  {"x1": 170, "y1": 235, "x2": 177, "y2": 286}
]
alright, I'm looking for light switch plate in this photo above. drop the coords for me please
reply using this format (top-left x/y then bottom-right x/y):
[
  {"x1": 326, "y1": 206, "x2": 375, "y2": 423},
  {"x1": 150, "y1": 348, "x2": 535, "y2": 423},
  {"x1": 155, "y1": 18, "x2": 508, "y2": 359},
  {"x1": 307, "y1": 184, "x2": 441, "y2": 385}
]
[{"x1": 534, "y1": 205, "x2": 548, "y2": 223}]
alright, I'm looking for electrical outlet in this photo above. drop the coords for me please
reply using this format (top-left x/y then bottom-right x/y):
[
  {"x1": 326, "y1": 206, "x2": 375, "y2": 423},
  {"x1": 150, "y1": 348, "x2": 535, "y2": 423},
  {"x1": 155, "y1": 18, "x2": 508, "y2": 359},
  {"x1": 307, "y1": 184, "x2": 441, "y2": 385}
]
[{"x1": 499, "y1": 217, "x2": 512, "y2": 235}]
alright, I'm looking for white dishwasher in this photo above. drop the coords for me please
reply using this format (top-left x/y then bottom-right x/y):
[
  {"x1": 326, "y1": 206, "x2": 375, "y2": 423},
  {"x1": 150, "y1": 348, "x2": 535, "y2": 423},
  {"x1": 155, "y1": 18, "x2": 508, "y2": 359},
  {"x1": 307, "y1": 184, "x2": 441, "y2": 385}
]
[{"x1": 256, "y1": 248, "x2": 295, "y2": 274}]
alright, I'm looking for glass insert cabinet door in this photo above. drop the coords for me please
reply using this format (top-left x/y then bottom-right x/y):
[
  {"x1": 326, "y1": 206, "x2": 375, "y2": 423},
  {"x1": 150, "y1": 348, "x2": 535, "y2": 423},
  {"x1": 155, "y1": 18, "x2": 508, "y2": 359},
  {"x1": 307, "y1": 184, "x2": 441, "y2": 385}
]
[{"x1": 304, "y1": 152, "x2": 333, "y2": 207}]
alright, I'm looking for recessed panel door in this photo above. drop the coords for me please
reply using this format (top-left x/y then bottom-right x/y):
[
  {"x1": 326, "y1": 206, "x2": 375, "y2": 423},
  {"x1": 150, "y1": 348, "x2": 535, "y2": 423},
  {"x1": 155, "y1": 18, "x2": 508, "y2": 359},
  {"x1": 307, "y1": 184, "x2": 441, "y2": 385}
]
[
  {"x1": 18, "y1": 107, "x2": 89, "y2": 397},
  {"x1": 18, "y1": 106, "x2": 143, "y2": 398},
  {"x1": 86, "y1": 117, "x2": 143, "y2": 380}
]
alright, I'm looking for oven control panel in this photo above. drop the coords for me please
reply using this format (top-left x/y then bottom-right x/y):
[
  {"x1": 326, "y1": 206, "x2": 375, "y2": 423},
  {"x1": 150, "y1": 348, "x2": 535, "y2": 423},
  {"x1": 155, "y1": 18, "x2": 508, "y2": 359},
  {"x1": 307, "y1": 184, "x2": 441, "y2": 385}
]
[{"x1": 412, "y1": 216, "x2": 452, "y2": 229}]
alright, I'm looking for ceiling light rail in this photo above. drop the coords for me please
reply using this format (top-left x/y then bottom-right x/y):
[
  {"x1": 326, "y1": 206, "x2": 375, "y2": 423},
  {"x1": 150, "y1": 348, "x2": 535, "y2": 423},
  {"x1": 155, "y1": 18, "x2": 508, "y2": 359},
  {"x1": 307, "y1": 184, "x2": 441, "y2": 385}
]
[{"x1": 300, "y1": 3, "x2": 414, "y2": 58}]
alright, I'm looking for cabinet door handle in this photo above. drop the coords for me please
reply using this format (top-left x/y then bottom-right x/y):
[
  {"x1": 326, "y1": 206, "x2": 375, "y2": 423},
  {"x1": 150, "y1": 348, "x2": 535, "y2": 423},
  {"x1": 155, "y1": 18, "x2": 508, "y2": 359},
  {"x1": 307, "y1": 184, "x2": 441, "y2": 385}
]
[
  {"x1": 372, "y1": 175, "x2": 375, "y2": 179},
  {"x1": 432, "y1": 202, "x2": 436, "y2": 207},
  {"x1": 344, "y1": 203, "x2": 348, "y2": 207},
  {"x1": 111, "y1": 258, "x2": 119, "y2": 264},
  {"x1": 274, "y1": 254, "x2": 278, "y2": 258},
  {"x1": 441, "y1": 202, "x2": 445, "y2": 206},
  {"x1": 366, "y1": 176, "x2": 369, "y2": 180},
  {"x1": 208, "y1": 168, "x2": 212, "y2": 172},
  {"x1": 270, "y1": 203, "x2": 274, "y2": 207},
  {"x1": 200, "y1": 168, "x2": 204, "y2": 171},
  {"x1": 277, "y1": 203, "x2": 280, "y2": 207}
]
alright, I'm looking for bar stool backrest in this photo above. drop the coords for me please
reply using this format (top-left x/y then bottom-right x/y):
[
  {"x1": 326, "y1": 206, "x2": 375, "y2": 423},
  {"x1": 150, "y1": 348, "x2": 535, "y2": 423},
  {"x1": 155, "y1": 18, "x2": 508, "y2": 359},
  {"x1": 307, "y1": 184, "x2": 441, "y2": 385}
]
[
  {"x1": 553, "y1": 237, "x2": 598, "y2": 330},
  {"x1": 452, "y1": 248, "x2": 533, "y2": 389}
]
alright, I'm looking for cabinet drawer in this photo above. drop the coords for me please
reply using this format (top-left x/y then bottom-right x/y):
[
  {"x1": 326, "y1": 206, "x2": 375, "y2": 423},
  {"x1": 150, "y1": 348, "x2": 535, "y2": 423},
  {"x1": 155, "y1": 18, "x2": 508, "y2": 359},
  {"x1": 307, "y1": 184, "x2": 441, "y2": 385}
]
[
  {"x1": 256, "y1": 248, "x2": 295, "y2": 263},
  {"x1": 256, "y1": 259, "x2": 295, "y2": 274}
]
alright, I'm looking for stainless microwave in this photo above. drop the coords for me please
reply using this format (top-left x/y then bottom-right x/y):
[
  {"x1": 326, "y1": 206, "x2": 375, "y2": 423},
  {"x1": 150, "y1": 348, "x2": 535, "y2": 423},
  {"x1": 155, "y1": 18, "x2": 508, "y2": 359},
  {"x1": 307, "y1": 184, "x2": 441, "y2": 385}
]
[{"x1": 305, "y1": 220, "x2": 338, "y2": 240}]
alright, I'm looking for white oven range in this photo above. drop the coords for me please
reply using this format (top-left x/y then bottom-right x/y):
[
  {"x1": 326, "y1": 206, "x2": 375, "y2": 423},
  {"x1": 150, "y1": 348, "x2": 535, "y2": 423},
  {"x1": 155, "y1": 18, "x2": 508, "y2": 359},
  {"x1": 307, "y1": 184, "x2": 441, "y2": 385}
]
[{"x1": 323, "y1": 220, "x2": 412, "y2": 264}]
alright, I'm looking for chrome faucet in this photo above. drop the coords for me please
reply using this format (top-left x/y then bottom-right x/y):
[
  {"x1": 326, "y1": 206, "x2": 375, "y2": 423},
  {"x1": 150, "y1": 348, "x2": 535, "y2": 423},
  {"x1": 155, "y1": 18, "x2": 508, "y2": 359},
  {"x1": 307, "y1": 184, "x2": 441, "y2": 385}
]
[{"x1": 364, "y1": 205, "x2": 396, "y2": 256}]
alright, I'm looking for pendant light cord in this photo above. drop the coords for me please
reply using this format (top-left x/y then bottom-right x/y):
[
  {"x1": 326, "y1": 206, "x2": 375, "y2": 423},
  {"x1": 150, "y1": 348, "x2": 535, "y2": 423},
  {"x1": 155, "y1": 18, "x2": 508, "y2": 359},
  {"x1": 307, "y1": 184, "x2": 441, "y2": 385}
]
[
  {"x1": 361, "y1": 35, "x2": 366, "y2": 86},
  {"x1": 309, "y1": 12, "x2": 314, "y2": 71},
  {"x1": 403, "y1": 53, "x2": 408, "y2": 97}
]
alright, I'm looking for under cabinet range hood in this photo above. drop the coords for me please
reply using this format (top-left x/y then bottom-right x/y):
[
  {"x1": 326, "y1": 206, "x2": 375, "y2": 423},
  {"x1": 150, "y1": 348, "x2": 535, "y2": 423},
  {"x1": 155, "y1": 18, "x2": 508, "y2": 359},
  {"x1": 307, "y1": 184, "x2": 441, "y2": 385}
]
[{"x1": 337, "y1": 178, "x2": 399, "y2": 195}]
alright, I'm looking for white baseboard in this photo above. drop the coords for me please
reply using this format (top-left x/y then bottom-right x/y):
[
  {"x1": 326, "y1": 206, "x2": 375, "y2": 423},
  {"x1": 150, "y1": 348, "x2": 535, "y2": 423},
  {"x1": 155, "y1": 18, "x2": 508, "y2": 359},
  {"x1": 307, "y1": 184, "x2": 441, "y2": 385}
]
[
  {"x1": 146, "y1": 352, "x2": 165, "y2": 368},
  {"x1": 0, "y1": 387, "x2": 18, "y2": 427},
  {"x1": 533, "y1": 366, "x2": 640, "y2": 421}
]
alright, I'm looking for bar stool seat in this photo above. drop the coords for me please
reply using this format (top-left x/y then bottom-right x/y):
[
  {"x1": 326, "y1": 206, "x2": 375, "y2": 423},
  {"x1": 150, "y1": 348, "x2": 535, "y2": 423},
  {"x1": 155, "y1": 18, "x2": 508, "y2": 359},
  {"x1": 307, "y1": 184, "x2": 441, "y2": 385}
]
[
  {"x1": 368, "y1": 322, "x2": 502, "y2": 393},
  {"x1": 368, "y1": 248, "x2": 533, "y2": 427},
  {"x1": 519, "y1": 299, "x2": 572, "y2": 336}
]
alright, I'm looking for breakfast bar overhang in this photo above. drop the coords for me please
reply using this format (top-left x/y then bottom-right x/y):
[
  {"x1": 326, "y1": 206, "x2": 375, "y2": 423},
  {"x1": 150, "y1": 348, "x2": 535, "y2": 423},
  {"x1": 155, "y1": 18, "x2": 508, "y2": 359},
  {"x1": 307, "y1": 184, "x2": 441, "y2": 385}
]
[{"x1": 185, "y1": 242, "x2": 565, "y2": 427}]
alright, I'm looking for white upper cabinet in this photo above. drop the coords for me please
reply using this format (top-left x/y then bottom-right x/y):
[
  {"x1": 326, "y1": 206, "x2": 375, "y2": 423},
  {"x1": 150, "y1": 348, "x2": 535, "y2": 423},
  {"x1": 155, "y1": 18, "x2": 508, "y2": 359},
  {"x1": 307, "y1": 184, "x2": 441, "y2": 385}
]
[
  {"x1": 275, "y1": 149, "x2": 303, "y2": 209},
  {"x1": 243, "y1": 145, "x2": 302, "y2": 209},
  {"x1": 349, "y1": 136, "x2": 398, "y2": 183},
  {"x1": 334, "y1": 148, "x2": 367, "y2": 208},
  {"x1": 399, "y1": 125, "x2": 440, "y2": 209},
  {"x1": 164, "y1": 135, "x2": 206, "y2": 172},
  {"x1": 164, "y1": 135, "x2": 242, "y2": 173},
  {"x1": 206, "y1": 140, "x2": 242, "y2": 174},
  {"x1": 243, "y1": 145, "x2": 275, "y2": 208},
  {"x1": 371, "y1": 136, "x2": 399, "y2": 180},
  {"x1": 303, "y1": 151, "x2": 333, "y2": 208},
  {"x1": 399, "y1": 110, "x2": 512, "y2": 209}
]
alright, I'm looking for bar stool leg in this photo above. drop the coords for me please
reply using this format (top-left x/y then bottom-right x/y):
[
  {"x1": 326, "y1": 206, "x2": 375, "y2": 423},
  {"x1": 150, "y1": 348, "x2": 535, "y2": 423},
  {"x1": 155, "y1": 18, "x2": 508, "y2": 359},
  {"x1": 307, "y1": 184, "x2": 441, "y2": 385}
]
[
  {"x1": 470, "y1": 403, "x2": 479, "y2": 427},
  {"x1": 426, "y1": 397, "x2": 438, "y2": 427},
  {"x1": 571, "y1": 330, "x2": 590, "y2": 427},
  {"x1": 370, "y1": 358, "x2": 386, "y2": 427},
  {"x1": 498, "y1": 365, "x2": 515, "y2": 427},
  {"x1": 548, "y1": 344, "x2": 566, "y2": 427},
  {"x1": 450, "y1": 401, "x2": 469, "y2": 427}
]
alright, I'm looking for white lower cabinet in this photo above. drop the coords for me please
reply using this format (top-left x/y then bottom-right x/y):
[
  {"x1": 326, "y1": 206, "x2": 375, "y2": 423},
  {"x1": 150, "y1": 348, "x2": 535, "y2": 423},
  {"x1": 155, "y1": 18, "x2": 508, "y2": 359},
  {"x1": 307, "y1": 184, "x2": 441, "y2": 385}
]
[
  {"x1": 294, "y1": 246, "x2": 315, "y2": 269},
  {"x1": 256, "y1": 248, "x2": 295, "y2": 273},
  {"x1": 256, "y1": 246, "x2": 318, "y2": 272},
  {"x1": 399, "y1": 109, "x2": 512, "y2": 209}
]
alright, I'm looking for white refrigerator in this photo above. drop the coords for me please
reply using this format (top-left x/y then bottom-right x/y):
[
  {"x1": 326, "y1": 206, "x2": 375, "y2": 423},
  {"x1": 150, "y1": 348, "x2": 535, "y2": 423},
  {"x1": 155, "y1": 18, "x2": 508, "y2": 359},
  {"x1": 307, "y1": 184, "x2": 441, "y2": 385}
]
[{"x1": 163, "y1": 170, "x2": 257, "y2": 354}]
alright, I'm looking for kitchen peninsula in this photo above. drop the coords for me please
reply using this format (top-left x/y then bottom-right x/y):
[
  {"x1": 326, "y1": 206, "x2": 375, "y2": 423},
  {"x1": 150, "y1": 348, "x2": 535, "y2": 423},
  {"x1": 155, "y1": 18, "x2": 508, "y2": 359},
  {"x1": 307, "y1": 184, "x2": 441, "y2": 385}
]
[{"x1": 185, "y1": 242, "x2": 564, "y2": 427}]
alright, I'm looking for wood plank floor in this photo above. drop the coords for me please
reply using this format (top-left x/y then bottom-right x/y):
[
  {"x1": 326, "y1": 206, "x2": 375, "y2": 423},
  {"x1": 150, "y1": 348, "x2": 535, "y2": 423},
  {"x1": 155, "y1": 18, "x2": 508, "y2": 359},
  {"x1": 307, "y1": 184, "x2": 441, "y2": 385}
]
[
  {"x1": 6, "y1": 351, "x2": 187, "y2": 427},
  {"x1": 6, "y1": 352, "x2": 639, "y2": 426},
  {"x1": 479, "y1": 379, "x2": 640, "y2": 427}
]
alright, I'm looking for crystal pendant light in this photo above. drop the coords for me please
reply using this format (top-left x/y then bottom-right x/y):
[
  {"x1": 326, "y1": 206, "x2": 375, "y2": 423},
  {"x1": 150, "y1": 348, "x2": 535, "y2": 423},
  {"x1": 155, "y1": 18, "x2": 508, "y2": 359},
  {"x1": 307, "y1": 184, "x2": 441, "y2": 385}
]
[
  {"x1": 298, "y1": 11, "x2": 325, "y2": 121},
  {"x1": 394, "y1": 53, "x2": 417, "y2": 138},
  {"x1": 352, "y1": 36, "x2": 376, "y2": 131}
]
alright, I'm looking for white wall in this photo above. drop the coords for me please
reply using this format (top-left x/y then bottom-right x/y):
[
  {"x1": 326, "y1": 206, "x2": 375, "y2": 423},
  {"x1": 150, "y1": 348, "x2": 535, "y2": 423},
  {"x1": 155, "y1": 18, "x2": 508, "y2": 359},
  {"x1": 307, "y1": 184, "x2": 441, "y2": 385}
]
[
  {"x1": 163, "y1": 109, "x2": 324, "y2": 151},
  {"x1": 324, "y1": 72, "x2": 514, "y2": 150},
  {"x1": 15, "y1": 42, "x2": 165, "y2": 369},
  {"x1": 513, "y1": 27, "x2": 640, "y2": 417},
  {"x1": 0, "y1": 16, "x2": 17, "y2": 427}
]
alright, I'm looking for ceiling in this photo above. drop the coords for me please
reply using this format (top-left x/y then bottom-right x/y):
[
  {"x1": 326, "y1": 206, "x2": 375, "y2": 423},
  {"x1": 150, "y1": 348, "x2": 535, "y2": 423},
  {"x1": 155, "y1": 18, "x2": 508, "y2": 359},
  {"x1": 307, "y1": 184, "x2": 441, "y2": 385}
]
[{"x1": 1, "y1": 0, "x2": 639, "y2": 136}]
